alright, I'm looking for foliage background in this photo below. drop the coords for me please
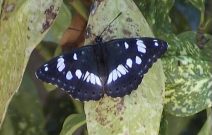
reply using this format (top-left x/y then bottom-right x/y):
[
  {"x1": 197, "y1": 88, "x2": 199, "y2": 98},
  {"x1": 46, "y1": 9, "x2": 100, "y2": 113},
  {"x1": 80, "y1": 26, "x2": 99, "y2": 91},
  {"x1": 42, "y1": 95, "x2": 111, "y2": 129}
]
[{"x1": 0, "y1": 0, "x2": 212, "y2": 135}]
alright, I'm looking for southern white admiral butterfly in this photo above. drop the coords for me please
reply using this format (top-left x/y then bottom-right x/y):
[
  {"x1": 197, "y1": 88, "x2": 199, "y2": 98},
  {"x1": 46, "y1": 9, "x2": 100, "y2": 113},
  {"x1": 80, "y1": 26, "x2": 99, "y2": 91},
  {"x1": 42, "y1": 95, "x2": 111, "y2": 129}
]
[{"x1": 35, "y1": 36, "x2": 168, "y2": 101}]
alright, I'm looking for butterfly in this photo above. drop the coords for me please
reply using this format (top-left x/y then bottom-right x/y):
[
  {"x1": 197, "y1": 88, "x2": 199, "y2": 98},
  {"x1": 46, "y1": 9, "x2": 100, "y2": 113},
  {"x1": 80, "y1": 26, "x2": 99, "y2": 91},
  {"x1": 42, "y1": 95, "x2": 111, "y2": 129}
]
[{"x1": 36, "y1": 37, "x2": 168, "y2": 101}]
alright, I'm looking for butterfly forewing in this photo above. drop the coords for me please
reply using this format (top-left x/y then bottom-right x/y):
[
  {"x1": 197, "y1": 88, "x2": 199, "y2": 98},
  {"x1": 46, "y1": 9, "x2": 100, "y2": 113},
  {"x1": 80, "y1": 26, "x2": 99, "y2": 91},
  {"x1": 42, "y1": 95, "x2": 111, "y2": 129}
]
[
  {"x1": 36, "y1": 45, "x2": 104, "y2": 101},
  {"x1": 104, "y1": 37, "x2": 168, "y2": 97}
]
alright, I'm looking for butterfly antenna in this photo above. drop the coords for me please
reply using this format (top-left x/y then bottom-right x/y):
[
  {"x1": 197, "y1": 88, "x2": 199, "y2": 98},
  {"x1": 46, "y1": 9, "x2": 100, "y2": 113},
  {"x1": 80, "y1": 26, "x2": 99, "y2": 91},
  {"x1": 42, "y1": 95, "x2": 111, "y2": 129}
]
[{"x1": 99, "y1": 12, "x2": 122, "y2": 37}]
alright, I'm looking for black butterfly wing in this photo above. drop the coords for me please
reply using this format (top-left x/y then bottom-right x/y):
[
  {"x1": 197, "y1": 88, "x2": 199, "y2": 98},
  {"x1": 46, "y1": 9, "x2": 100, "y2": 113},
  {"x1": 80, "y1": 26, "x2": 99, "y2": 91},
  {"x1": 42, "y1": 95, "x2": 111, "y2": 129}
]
[
  {"x1": 104, "y1": 37, "x2": 168, "y2": 97},
  {"x1": 36, "y1": 45, "x2": 104, "y2": 101}
]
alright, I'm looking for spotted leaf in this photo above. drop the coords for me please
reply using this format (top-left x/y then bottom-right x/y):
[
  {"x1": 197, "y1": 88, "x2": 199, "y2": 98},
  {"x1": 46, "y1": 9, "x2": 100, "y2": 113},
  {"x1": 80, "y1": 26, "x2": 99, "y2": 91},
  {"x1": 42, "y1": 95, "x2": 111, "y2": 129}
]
[{"x1": 163, "y1": 32, "x2": 212, "y2": 116}]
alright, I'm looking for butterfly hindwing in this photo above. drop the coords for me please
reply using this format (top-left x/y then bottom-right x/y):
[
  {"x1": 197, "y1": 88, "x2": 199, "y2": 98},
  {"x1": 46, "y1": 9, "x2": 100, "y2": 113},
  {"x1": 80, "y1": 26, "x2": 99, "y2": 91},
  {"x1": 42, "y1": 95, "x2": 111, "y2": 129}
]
[
  {"x1": 36, "y1": 45, "x2": 104, "y2": 101},
  {"x1": 104, "y1": 37, "x2": 168, "y2": 97}
]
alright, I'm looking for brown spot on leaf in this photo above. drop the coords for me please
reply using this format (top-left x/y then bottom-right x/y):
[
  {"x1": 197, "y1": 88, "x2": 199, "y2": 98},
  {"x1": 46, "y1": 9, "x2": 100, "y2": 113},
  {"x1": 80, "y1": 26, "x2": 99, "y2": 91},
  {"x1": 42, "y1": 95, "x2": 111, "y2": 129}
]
[
  {"x1": 95, "y1": 105, "x2": 110, "y2": 126},
  {"x1": 115, "y1": 98, "x2": 125, "y2": 114},
  {"x1": 196, "y1": 26, "x2": 210, "y2": 49},
  {"x1": 4, "y1": 3, "x2": 15, "y2": 12},
  {"x1": 27, "y1": 35, "x2": 30, "y2": 39},
  {"x1": 1, "y1": 2, "x2": 16, "y2": 20},
  {"x1": 107, "y1": 28, "x2": 113, "y2": 34},
  {"x1": 42, "y1": 22, "x2": 50, "y2": 33},
  {"x1": 119, "y1": 117, "x2": 123, "y2": 121},
  {"x1": 85, "y1": 25, "x2": 93, "y2": 38},
  {"x1": 123, "y1": 29, "x2": 132, "y2": 36},
  {"x1": 126, "y1": 17, "x2": 132, "y2": 22},
  {"x1": 41, "y1": 5, "x2": 58, "y2": 33}
]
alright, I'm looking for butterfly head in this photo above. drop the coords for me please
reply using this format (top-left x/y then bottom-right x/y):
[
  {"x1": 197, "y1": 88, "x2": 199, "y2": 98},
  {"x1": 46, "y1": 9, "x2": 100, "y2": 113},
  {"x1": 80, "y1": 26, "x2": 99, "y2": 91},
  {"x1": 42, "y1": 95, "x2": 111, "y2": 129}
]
[{"x1": 95, "y1": 36, "x2": 103, "y2": 44}]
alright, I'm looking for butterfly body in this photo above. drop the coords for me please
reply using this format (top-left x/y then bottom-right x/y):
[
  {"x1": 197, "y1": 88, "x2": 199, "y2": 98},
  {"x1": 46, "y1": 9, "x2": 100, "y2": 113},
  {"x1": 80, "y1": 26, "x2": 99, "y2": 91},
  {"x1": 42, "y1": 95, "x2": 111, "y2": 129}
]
[{"x1": 36, "y1": 37, "x2": 168, "y2": 101}]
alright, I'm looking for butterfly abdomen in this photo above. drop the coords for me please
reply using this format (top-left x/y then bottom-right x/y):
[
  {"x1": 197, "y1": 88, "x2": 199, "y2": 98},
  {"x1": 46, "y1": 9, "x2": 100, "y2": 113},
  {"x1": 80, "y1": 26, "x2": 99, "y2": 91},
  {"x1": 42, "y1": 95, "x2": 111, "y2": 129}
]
[{"x1": 92, "y1": 43, "x2": 108, "y2": 84}]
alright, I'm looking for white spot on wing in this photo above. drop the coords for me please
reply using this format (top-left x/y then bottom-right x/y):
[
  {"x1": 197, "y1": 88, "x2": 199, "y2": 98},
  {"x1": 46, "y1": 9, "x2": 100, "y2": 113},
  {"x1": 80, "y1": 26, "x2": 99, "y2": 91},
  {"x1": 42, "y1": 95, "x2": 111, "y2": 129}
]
[
  {"x1": 57, "y1": 57, "x2": 65, "y2": 72},
  {"x1": 148, "y1": 58, "x2": 151, "y2": 62},
  {"x1": 86, "y1": 75, "x2": 91, "y2": 82},
  {"x1": 83, "y1": 71, "x2": 89, "y2": 80},
  {"x1": 136, "y1": 40, "x2": 146, "y2": 48},
  {"x1": 124, "y1": 42, "x2": 129, "y2": 49},
  {"x1": 84, "y1": 72, "x2": 101, "y2": 85},
  {"x1": 107, "y1": 65, "x2": 129, "y2": 84},
  {"x1": 57, "y1": 57, "x2": 64, "y2": 62},
  {"x1": 112, "y1": 70, "x2": 118, "y2": 81},
  {"x1": 126, "y1": 58, "x2": 133, "y2": 68},
  {"x1": 95, "y1": 76, "x2": 101, "y2": 86},
  {"x1": 137, "y1": 46, "x2": 146, "y2": 53},
  {"x1": 153, "y1": 39, "x2": 159, "y2": 46},
  {"x1": 117, "y1": 64, "x2": 127, "y2": 75},
  {"x1": 116, "y1": 70, "x2": 122, "y2": 77},
  {"x1": 66, "y1": 71, "x2": 73, "y2": 80},
  {"x1": 58, "y1": 63, "x2": 65, "y2": 72},
  {"x1": 136, "y1": 56, "x2": 142, "y2": 64},
  {"x1": 73, "y1": 53, "x2": 77, "y2": 60},
  {"x1": 57, "y1": 58, "x2": 64, "y2": 67},
  {"x1": 45, "y1": 67, "x2": 48, "y2": 71},
  {"x1": 75, "y1": 69, "x2": 82, "y2": 79},
  {"x1": 136, "y1": 40, "x2": 146, "y2": 53},
  {"x1": 90, "y1": 73, "x2": 96, "y2": 84},
  {"x1": 107, "y1": 72, "x2": 113, "y2": 84}
]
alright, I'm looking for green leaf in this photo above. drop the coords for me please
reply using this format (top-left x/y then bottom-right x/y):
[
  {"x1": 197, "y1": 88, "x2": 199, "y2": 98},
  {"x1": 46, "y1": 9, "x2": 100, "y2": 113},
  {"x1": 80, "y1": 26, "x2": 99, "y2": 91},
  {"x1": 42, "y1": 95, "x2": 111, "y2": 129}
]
[
  {"x1": 0, "y1": 0, "x2": 62, "y2": 126},
  {"x1": 198, "y1": 109, "x2": 212, "y2": 135},
  {"x1": 69, "y1": 0, "x2": 88, "y2": 20},
  {"x1": 60, "y1": 114, "x2": 86, "y2": 135},
  {"x1": 0, "y1": 74, "x2": 47, "y2": 135},
  {"x1": 187, "y1": 0, "x2": 205, "y2": 25},
  {"x1": 134, "y1": 0, "x2": 174, "y2": 35},
  {"x1": 188, "y1": 0, "x2": 205, "y2": 12},
  {"x1": 163, "y1": 31, "x2": 212, "y2": 116},
  {"x1": 163, "y1": 112, "x2": 194, "y2": 135},
  {"x1": 84, "y1": 0, "x2": 165, "y2": 134},
  {"x1": 43, "y1": 2, "x2": 72, "y2": 44}
]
